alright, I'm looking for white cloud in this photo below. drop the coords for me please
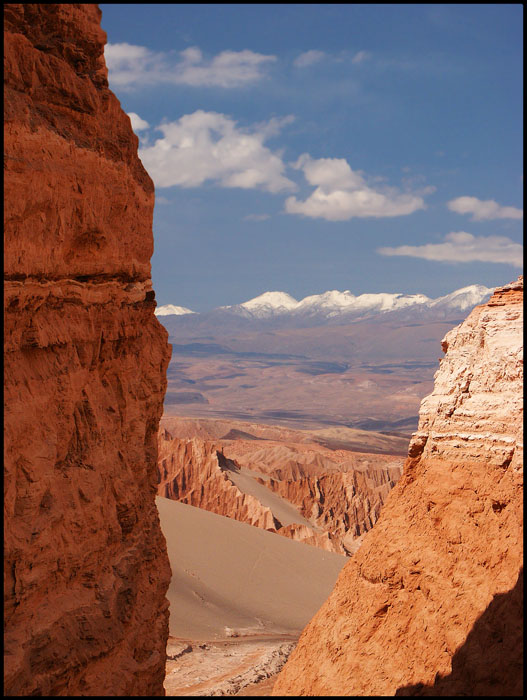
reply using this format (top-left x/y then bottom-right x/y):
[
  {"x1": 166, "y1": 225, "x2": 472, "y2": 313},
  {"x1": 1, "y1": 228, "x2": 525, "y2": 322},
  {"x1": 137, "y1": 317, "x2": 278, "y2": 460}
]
[
  {"x1": 294, "y1": 50, "x2": 325, "y2": 68},
  {"x1": 105, "y1": 43, "x2": 276, "y2": 89},
  {"x1": 139, "y1": 110, "x2": 296, "y2": 193},
  {"x1": 378, "y1": 231, "x2": 523, "y2": 267},
  {"x1": 447, "y1": 196, "x2": 523, "y2": 221},
  {"x1": 284, "y1": 154, "x2": 427, "y2": 220},
  {"x1": 351, "y1": 50, "x2": 371, "y2": 64},
  {"x1": 127, "y1": 112, "x2": 149, "y2": 132}
]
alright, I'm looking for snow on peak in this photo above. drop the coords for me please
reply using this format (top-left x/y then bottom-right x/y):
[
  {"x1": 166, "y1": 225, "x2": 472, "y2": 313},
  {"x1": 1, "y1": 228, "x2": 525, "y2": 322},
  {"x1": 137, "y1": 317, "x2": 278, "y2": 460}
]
[
  {"x1": 297, "y1": 290, "x2": 356, "y2": 310},
  {"x1": 430, "y1": 285, "x2": 494, "y2": 310},
  {"x1": 295, "y1": 290, "x2": 432, "y2": 315},
  {"x1": 156, "y1": 284, "x2": 494, "y2": 320},
  {"x1": 239, "y1": 291, "x2": 299, "y2": 316},
  {"x1": 349, "y1": 292, "x2": 431, "y2": 312},
  {"x1": 155, "y1": 304, "x2": 196, "y2": 317}
]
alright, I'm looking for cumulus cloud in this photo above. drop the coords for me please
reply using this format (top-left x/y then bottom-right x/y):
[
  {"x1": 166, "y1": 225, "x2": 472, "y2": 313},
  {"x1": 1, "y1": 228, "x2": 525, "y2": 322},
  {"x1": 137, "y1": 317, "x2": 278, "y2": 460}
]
[
  {"x1": 284, "y1": 154, "x2": 427, "y2": 220},
  {"x1": 294, "y1": 50, "x2": 325, "y2": 68},
  {"x1": 105, "y1": 43, "x2": 276, "y2": 89},
  {"x1": 447, "y1": 196, "x2": 523, "y2": 221},
  {"x1": 378, "y1": 231, "x2": 523, "y2": 267},
  {"x1": 138, "y1": 110, "x2": 296, "y2": 193},
  {"x1": 127, "y1": 112, "x2": 149, "y2": 132}
]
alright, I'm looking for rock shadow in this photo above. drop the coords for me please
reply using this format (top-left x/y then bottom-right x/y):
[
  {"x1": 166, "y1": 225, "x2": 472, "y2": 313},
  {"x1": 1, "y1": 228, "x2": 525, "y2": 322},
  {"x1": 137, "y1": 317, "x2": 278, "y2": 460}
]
[{"x1": 396, "y1": 568, "x2": 523, "y2": 696}]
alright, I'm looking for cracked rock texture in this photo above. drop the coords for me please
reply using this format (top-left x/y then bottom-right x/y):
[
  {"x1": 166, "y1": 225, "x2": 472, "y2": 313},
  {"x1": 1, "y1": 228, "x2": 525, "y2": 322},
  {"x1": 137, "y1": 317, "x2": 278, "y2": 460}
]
[
  {"x1": 272, "y1": 277, "x2": 523, "y2": 696},
  {"x1": 4, "y1": 4, "x2": 171, "y2": 695}
]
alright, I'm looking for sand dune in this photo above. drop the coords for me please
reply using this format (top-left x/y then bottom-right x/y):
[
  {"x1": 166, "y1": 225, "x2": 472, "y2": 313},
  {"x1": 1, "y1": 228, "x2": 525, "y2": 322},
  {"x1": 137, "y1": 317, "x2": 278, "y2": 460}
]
[{"x1": 156, "y1": 497, "x2": 347, "y2": 640}]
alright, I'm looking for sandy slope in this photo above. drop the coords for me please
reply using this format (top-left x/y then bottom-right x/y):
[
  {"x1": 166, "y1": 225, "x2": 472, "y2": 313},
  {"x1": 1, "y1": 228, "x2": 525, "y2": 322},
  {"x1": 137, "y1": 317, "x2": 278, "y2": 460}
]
[{"x1": 156, "y1": 496, "x2": 347, "y2": 640}]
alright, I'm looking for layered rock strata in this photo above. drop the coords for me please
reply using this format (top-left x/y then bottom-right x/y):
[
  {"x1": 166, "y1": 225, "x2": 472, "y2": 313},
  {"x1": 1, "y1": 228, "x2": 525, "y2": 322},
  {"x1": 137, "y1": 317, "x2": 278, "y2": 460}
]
[
  {"x1": 272, "y1": 277, "x2": 523, "y2": 696},
  {"x1": 4, "y1": 4, "x2": 171, "y2": 695},
  {"x1": 260, "y1": 465, "x2": 401, "y2": 550}
]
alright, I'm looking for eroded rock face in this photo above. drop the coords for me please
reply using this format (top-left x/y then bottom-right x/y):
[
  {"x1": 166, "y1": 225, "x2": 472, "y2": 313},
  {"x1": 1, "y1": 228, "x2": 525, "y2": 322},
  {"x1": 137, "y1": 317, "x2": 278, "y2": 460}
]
[
  {"x1": 261, "y1": 466, "x2": 401, "y2": 546},
  {"x1": 157, "y1": 431, "x2": 402, "y2": 555},
  {"x1": 158, "y1": 432, "x2": 282, "y2": 532},
  {"x1": 4, "y1": 4, "x2": 171, "y2": 695},
  {"x1": 272, "y1": 277, "x2": 523, "y2": 697}
]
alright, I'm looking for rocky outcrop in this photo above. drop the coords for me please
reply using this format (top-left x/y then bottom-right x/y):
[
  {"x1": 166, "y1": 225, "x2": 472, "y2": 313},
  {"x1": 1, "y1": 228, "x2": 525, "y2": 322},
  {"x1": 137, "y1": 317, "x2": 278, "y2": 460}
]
[
  {"x1": 260, "y1": 465, "x2": 401, "y2": 551},
  {"x1": 158, "y1": 432, "x2": 281, "y2": 531},
  {"x1": 157, "y1": 431, "x2": 402, "y2": 555},
  {"x1": 4, "y1": 4, "x2": 171, "y2": 696},
  {"x1": 272, "y1": 277, "x2": 523, "y2": 696}
]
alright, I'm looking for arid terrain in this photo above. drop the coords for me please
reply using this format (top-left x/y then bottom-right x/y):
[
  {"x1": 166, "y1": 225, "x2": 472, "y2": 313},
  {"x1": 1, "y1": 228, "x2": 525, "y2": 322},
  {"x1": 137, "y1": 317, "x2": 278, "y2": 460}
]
[
  {"x1": 159, "y1": 315, "x2": 465, "y2": 434},
  {"x1": 157, "y1": 496, "x2": 347, "y2": 695},
  {"x1": 158, "y1": 416, "x2": 406, "y2": 554},
  {"x1": 155, "y1": 415, "x2": 406, "y2": 692},
  {"x1": 272, "y1": 277, "x2": 523, "y2": 696},
  {"x1": 4, "y1": 3, "x2": 520, "y2": 697}
]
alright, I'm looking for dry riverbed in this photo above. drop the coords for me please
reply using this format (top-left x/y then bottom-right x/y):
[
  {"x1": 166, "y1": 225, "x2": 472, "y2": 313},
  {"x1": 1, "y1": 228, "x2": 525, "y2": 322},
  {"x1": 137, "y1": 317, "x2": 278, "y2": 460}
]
[{"x1": 164, "y1": 635, "x2": 297, "y2": 696}]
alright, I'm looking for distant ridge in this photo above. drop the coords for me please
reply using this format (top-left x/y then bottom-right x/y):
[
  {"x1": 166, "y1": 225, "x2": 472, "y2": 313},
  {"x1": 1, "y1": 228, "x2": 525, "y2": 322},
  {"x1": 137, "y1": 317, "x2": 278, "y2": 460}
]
[
  {"x1": 156, "y1": 284, "x2": 494, "y2": 323},
  {"x1": 155, "y1": 303, "x2": 196, "y2": 316}
]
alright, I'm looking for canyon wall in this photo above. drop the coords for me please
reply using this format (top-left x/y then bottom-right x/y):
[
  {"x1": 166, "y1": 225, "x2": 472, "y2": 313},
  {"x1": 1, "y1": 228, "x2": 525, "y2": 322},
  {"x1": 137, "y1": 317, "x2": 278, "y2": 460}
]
[
  {"x1": 158, "y1": 432, "x2": 281, "y2": 531},
  {"x1": 272, "y1": 277, "x2": 523, "y2": 696},
  {"x1": 157, "y1": 431, "x2": 402, "y2": 554},
  {"x1": 4, "y1": 4, "x2": 171, "y2": 695},
  {"x1": 261, "y1": 466, "x2": 401, "y2": 544}
]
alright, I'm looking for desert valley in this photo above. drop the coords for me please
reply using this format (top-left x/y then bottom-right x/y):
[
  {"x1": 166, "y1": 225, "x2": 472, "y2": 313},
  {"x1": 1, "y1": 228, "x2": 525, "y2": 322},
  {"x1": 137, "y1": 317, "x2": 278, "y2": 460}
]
[{"x1": 4, "y1": 4, "x2": 523, "y2": 698}]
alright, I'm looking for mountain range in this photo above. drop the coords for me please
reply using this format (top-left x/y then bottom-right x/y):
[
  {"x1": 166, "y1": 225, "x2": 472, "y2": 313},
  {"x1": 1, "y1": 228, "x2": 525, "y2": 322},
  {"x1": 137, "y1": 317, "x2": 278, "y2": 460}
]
[
  {"x1": 154, "y1": 283, "x2": 496, "y2": 433},
  {"x1": 155, "y1": 285, "x2": 494, "y2": 328}
]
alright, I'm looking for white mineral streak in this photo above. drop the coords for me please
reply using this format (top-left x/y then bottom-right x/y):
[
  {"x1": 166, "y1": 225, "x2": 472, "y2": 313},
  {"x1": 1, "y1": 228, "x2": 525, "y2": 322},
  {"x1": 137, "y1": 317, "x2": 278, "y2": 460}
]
[{"x1": 408, "y1": 277, "x2": 523, "y2": 471}]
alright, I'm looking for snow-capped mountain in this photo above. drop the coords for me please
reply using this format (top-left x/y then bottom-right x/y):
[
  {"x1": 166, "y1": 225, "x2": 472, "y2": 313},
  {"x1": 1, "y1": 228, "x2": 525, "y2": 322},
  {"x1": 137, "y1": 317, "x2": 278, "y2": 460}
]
[
  {"x1": 217, "y1": 285, "x2": 494, "y2": 321},
  {"x1": 155, "y1": 304, "x2": 195, "y2": 316},
  {"x1": 294, "y1": 290, "x2": 433, "y2": 318},
  {"x1": 427, "y1": 285, "x2": 494, "y2": 311},
  {"x1": 223, "y1": 291, "x2": 299, "y2": 319},
  {"x1": 156, "y1": 284, "x2": 495, "y2": 326}
]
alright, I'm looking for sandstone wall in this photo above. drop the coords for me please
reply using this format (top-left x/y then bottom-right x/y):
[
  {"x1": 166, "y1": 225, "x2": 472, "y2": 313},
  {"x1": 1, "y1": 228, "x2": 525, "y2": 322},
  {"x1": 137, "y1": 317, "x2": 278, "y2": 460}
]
[
  {"x1": 4, "y1": 4, "x2": 171, "y2": 695},
  {"x1": 272, "y1": 277, "x2": 523, "y2": 696},
  {"x1": 261, "y1": 466, "x2": 401, "y2": 545}
]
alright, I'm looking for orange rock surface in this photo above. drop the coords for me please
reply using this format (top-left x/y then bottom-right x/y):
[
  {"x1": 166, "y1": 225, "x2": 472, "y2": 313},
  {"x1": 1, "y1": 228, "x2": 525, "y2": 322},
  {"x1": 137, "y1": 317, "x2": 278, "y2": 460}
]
[
  {"x1": 4, "y1": 4, "x2": 171, "y2": 695},
  {"x1": 158, "y1": 432, "x2": 281, "y2": 531},
  {"x1": 272, "y1": 277, "x2": 523, "y2": 696},
  {"x1": 261, "y1": 466, "x2": 401, "y2": 544}
]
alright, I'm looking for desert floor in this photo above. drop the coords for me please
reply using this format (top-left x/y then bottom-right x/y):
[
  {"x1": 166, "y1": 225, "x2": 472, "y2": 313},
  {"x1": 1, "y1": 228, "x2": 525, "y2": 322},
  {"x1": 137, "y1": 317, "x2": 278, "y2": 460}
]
[{"x1": 156, "y1": 496, "x2": 347, "y2": 695}]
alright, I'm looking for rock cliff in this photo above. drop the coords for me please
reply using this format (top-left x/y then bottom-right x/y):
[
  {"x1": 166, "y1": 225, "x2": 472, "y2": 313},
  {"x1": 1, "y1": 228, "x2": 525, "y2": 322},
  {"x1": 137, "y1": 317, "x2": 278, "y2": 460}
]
[
  {"x1": 272, "y1": 276, "x2": 523, "y2": 696},
  {"x1": 157, "y1": 431, "x2": 402, "y2": 554},
  {"x1": 4, "y1": 4, "x2": 171, "y2": 695},
  {"x1": 157, "y1": 432, "x2": 281, "y2": 531},
  {"x1": 260, "y1": 465, "x2": 401, "y2": 549}
]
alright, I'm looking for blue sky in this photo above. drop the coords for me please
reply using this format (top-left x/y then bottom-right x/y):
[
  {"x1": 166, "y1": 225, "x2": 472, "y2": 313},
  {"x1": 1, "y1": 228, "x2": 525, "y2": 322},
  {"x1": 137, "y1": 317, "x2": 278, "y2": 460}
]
[{"x1": 99, "y1": 3, "x2": 523, "y2": 311}]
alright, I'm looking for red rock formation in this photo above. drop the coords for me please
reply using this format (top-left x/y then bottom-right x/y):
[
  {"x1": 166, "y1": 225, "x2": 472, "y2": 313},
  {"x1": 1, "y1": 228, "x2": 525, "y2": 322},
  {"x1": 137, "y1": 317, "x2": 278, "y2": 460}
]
[
  {"x1": 4, "y1": 4, "x2": 171, "y2": 695},
  {"x1": 157, "y1": 430, "x2": 402, "y2": 555},
  {"x1": 158, "y1": 432, "x2": 281, "y2": 531},
  {"x1": 272, "y1": 277, "x2": 523, "y2": 696},
  {"x1": 260, "y1": 464, "x2": 401, "y2": 552}
]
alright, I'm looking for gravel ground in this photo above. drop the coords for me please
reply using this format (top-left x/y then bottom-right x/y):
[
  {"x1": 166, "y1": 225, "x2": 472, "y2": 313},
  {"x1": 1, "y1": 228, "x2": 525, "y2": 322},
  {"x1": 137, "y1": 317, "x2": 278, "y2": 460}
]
[{"x1": 164, "y1": 636, "x2": 296, "y2": 696}]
